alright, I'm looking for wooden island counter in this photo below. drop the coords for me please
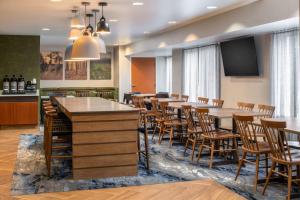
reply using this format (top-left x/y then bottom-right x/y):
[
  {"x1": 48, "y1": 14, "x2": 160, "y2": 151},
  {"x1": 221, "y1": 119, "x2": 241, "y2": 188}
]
[{"x1": 55, "y1": 97, "x2": 140, "y2": 179}]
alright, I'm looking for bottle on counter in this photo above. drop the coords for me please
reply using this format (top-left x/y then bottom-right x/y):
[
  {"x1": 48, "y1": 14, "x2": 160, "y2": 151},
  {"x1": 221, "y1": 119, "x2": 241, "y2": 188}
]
[
  {"x1": 10, "y1": 75, "x2": 17, "y2": 94},
  {"x1": 2, "y1": 75, "x2": 10, "y2": 94},
  {"x1": 17, "y1": 75, "x2": 25, "y2": 94}
]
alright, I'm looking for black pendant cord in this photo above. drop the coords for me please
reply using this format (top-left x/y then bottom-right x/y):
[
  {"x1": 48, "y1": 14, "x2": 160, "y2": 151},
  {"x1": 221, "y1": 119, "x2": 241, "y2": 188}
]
[
  {"x1": 94, "y1": 11, "x2": 97, "y2": 28},
  {"x1": 101, "y1": 5, "x2": 104, "y2": 18},
  {"x1": 84, "y1": 4, "x2": 87, "y2": 27}
]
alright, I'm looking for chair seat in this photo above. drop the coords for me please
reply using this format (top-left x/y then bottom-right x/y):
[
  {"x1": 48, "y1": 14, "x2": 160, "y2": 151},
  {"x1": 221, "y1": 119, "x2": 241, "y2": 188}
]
[
  {"x1": 203, "y1": 131, "x2": 237, "y2": 139},
  {"x1": 164, "y1": 119, "x2": 187, "y2": 126}
]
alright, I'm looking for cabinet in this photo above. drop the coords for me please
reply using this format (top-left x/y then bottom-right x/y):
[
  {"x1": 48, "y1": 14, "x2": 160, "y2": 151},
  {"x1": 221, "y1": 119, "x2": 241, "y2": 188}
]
[{"x1": 0, "y1": 96, "x2": 38, "y2": 125}]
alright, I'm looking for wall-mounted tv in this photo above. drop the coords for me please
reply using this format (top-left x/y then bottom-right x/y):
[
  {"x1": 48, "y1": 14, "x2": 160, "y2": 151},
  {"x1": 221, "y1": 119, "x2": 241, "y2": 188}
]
[{"x1": 220, "y1": 36, "x2": 259, "y2": 76}]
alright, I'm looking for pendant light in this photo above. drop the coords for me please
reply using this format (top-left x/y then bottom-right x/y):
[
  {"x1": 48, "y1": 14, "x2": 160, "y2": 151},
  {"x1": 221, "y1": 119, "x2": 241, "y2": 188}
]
[
  {"x1": 70, "y1": 9, "x2": 85, "y2": 29},
  {"x1": 71, "y1": 2, "x2": 100, "y2": 60},
  {"x1": 92, "y1": 9, "x2": 106, "y2": 53},
  {"x1": 96, "y1": 2, "x2": 110, "y2": 34},
  {"x1": 68, "y1": 28, "x2": 82, "y2": 40},
  {"x1": 86, "y1": 13, "x2": 94, "y2": 33}
]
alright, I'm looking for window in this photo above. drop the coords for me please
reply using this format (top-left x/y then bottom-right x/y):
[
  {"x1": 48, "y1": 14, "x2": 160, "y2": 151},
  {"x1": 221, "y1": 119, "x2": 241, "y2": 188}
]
[
  {"x1": 156, "y1": 56, "x2": 172, "y2": 93},
  {"x1": 271, "y1": 29, "x2": 299, "y2": 118},
  {"x1": 183, "y1": 45, "x2": 220, "y2": 102}
]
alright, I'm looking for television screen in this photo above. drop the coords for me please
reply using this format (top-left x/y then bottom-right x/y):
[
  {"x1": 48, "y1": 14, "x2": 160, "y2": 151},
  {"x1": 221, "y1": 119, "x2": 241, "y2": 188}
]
[{"x1": 220, "y1": 37, "x2": 259, "y2": 76}]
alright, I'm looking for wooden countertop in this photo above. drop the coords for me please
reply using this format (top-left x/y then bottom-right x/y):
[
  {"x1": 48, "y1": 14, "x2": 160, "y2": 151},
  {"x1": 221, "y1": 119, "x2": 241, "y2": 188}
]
[{"x1": 55, "y1": 97, "x2": 139, "y2": 114}]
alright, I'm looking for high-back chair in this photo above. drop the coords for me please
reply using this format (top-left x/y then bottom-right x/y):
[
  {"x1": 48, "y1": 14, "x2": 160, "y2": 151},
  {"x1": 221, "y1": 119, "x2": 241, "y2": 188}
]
[
  {"x1": 181, "y1": 95, "x2": 189, "y2": 102},
  {"x1": 198, "y1": 97, "x2": 209, "y2": 104},
  {"x1": 212, "y1": 99, "x2": 224, "y2": 108},
  {"x1": 195, "y1": 108, "x2": 238, "y2": 168},
  {"x1": 237, "y1": 102, "x2": 255, "y2": 111},
  {"x1": 261, "y1": 119, "x2": 297, "y2": 199},
  {"x1": 182, "y1": 105, "x2": 202, "y2": 161},
  {"x1": 234, "y1": 114, "x2": 270, "y2": 192},
  {"x1": 258, "y1": 104, "x2": 275, "y2": 118}
]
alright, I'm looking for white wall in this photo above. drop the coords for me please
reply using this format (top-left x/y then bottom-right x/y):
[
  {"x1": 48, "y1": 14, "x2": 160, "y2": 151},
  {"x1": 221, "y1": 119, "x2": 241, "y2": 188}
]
[
  {"x1": 118, "y1": 46, "x2": 131, "y2": 102},
  {"x1": 221, "y1": 34, "x2": 271, "y2": 108},
  {"x1": 40, "y1": 45, "x2": 115, "y2": 88}
]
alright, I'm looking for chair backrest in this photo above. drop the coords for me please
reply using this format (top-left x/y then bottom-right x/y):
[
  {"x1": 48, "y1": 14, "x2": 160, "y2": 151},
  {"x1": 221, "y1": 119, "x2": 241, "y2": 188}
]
[
  {"x1": 181, "y1": 95, "x2": 189, "y2": 102},
  {"x1": 198, "y1": 97, "x2": 209, "y2": 104},
  {"x1": 75, "y1": 90, "x2": 90, "y2": 97},
  {"x1": 159, "y1": 101, "x2": 171, "y2": 120},
  {"x1": 261, "y1": 119, "x2": 291, "y2": 162},
  {"x1": 131, "y1": 96, "x2": 140, "y2": 108},
  {"x1": 195, "y1": 108, "x2": 215, "y2": 137},
  {"x1": 150, "y1": 98, "x2": 159, "y2": 113},
  {"x1": 136, "y1": 96, "x2": 146, "y2": 109},
  {"x1": 234, "y1": 114, "x2": 261, "y2": 152},
  {"x1": 182, "y1": 105, "x2": 195, "y2": 130},
  {"x1": 237, "y1": 102, "x2": 255, "y2": 111},
  {"x1": 171, "y1": 93, "x2": 180, "y2": 99},
  {"x1": 258, "y1": 104, "x2": 275, "y2": 118},
  {"x1": 212, "y1": 99, "x2": 224, "y2": 108}
]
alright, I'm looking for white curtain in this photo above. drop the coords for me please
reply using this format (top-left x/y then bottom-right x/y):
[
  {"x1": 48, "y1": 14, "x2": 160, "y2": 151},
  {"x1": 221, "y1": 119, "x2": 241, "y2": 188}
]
[
  {"x1": 198, "y1": 45, "x2": 220, "y2": 99},
  {"x1": 271, "y1": 30, "x2": 299, "y2": 118},
  {"x1": 183, "y1": 45, "x2": 220, "y2": 102},
  {"x1": 156, "y1": 56, "x2": 172, "y2": 93},
  {"x1": 183, "y1": 48, "x2": 199, "y2": 102}
]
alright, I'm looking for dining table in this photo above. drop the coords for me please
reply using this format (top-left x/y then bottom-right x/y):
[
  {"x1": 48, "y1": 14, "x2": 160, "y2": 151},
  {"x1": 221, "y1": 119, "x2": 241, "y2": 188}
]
[
  {"x1": 253, "y1": 117, "x2": 300, "y2": 134},
  {"x1": 144, "y1": 97, "x2": 185, "y2": 103}
]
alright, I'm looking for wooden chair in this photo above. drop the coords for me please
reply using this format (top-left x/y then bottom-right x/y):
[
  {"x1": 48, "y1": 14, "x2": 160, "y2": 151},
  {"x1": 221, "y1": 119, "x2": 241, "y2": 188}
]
[
  {"x1": 196, "y1": 108, "x2": 238, "y2": 168},
  {"x1": 158, "y1": 102, "x2": 187, "y2": 147},
  {"x1": 212, "y1": 99, "x2": 224, "y2": 108},
  {"x1": 237, "y1": 102, "x2": 255, "y2": 111},
  {"x1": 44, "y1": 110, "x2": 72, "y2": 176},
  {"x1": 182, "y1": 105, "x2": 202, "y2": 161},
  {"x1": 262, "y1": 119, "x2": 300, "y2": 200},
  {"x1": 181, "y1": 95, "x2": 189, "y2": 102},
  {"x1": 234, "y1": 114, "x2": 270, "y2": 192},
  {"x1": 257, "y1": 104, "x2": 275, "y2": 118},
  {"x1": 171, "y1": 93, "x2": 180, "y2": 99},
  {"x1": 75, "y1": 90, "x2": 90, "y2": 97},
  {"x1": 198, "y1": 97, "x2": 209, "y2": 104}
]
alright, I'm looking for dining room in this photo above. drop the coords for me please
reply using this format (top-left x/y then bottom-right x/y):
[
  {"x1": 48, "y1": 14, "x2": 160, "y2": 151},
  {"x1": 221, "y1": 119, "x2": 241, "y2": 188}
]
[{"x1": 0, "y1": 0, "x2": 299, "y2": 200}]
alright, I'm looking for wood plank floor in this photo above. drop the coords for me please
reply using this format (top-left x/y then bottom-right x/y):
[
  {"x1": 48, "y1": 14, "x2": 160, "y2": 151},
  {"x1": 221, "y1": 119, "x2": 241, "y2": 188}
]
[{"x1": 0, "y1": 126, "x2": 245, "y2": 200}]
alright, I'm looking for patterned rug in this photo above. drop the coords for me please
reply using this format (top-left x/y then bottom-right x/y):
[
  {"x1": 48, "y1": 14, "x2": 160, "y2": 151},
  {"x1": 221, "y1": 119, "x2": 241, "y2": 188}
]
[{"x1": 11, "y1": 134, "x2": 289, "y2": 199}]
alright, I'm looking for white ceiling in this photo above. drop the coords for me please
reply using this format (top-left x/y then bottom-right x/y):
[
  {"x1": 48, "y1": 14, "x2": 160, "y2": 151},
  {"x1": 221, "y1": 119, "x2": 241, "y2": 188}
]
[{"x1": 0, "y1": 0, "x2": 257, "y2": 46}]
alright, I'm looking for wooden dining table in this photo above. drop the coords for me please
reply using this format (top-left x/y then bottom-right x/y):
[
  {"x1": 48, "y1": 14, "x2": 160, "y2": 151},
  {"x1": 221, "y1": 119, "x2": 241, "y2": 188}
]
[
  {"x1": 168, "y1": 102, "x2": 217, "y2": 109},
  {"x1": 144, "y1": 97, "x2": 185, "y2": 103},
  {"x1": 253, "y1": 117, "x2": 300, "y2": 134}
]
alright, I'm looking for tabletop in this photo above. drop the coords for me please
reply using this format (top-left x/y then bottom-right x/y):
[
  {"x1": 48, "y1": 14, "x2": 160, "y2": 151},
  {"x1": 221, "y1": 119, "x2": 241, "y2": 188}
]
[
  {"x1": 144, "y1": 98, "x2": 185, "y2": 103},
  {"x1": 168, "y1": 102, "x2": 218, "y2": 109},
  {"x1": 253, "y1": 117, "x2": 300, "y2": 134},
  {"x1": 55, "y1": 97, "x2": 139, "y2": 114},
  {"x1": 132, "y1": 93, "x2": 156, "y2": 98},
  {"x1": 208, "y1": 108, "x2": 268, "y2": 119}
]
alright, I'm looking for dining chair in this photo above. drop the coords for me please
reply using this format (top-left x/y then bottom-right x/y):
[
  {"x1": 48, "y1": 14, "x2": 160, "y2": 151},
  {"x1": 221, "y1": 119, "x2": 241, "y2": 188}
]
[
  {"x1": 196, "y1": 108, "x2": 238, "y2": 168},
  {"x1": 261, "y1": 119, "x2": 299, "y2": 200},
  {"x1": 237, "y1": 102, "x2": 255, "y2": 111},
  {"x1": 198, "y1": 97, "x2": 209, "y2": 104},
  {"x1": 212, "y1": 99, "x2": 224, "y2": 108},
  {"x1": 234, "y1": 114, "x2": 270, "y2": 192},
  {"x1": 171, "y1": 93, "x2": 180, "y2": 99},
  {"x1": 257, "y1": 104, "x2": 275, "y2": 118},
  {"x1": 182, "y1": 105, "x2": 202, "y2": 161},
  {"x1": 158, "y1": 101, "x2": 187, "y2": 147},
  {"x1": 181, "y1": 95, "x2": 189, "y2": 102},
  {"x1": 75, "y1": 90, "x2": 90, "y2": 97}
]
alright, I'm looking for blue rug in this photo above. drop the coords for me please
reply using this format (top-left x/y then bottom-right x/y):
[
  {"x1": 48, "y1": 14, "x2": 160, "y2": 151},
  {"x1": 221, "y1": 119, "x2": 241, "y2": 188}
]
[{"x1": 11, "y1": 134, "x2": 288, "y2": 199}]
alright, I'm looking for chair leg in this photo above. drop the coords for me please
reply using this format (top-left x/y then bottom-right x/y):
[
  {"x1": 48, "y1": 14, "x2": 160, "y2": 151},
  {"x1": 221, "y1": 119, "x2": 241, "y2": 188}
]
[
  {"x1": 263, "y1": 161, "x2": 276, "y2": 195},
  {"x1": 169, "y1": 127, "x2": 174, "y2": 147},
  {"x1": 287, "y1": 165, "x2": 292, "y2": 200},
  {"x1": 209, "y1": 141, "x2": 215, "y2": 168},
  {"x1": 184, "y1": 138, "x2": 190, "y2": 155},
  {"x1": 191, "y1": 140, "x2": 196, "y2": 161},
  {"x1": 265, "y1": 153, "x2": 269, "y2": 177},
  {"x1": 152, "y1": 123, "x2": 157, "y2": 141},
  {"x1": 197, "y1": 139, "x2": 205, "y2": 162},
  {"x1": 235, "y1": 151, "x2": 246, "y2": 181},
  {"x1": 254, "y1": 154, "x2": 260, "y2": 192}
]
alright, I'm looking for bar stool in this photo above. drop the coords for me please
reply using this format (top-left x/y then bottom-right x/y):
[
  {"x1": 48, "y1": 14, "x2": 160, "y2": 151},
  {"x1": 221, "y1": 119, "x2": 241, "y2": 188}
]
[{"x1": 44, "y1": 110, "x2": 72, "y2": 176}]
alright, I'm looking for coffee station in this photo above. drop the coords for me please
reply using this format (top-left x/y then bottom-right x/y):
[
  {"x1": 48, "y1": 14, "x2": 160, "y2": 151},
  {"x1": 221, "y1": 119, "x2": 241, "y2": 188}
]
[{"x1": 0, "y1": 75, "x2": 39, "y2": 126}]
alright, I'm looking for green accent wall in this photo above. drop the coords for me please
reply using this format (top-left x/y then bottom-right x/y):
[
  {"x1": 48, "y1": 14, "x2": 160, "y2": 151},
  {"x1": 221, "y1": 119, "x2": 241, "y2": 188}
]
[{"x1": 0, "y1": 35, "x2": 40, "y2": 88}]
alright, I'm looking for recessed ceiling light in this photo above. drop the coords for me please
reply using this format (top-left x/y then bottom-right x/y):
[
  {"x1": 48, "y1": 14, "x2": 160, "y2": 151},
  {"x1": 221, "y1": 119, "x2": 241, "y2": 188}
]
[
  {"x1": 42, "y1": 28, "x2": 50, "y2": 31},
  {"x1": 109, "y1": 19, "x2": 119, "y2": 22},
  {"x1": 207, "y1": 6, "x2": 217, "y2": 9},
  {"x1": 144, "y1": 31, "x2": 150, "y2": 34},
  {"x1": 168, "y1": 21, "x2": 177, "y2": 24},
  {"x1": 132, "y1": 2, "x2": 144, "y2": 6},
  {"x1": 50, "y1": 0, "x2": 62, "y2": 2}
]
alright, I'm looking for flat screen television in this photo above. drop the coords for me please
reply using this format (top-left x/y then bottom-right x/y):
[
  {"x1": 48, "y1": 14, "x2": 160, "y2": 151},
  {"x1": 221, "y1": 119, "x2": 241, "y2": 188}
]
[{"x1": 220, "y1": 36, "x2": 259, "y2": 76}]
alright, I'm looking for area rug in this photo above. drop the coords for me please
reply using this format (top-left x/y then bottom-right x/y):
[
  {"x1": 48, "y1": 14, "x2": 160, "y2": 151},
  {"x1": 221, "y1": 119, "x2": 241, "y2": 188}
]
[{"x1": 11, "y1": 134, "x2": 289, "y2": 199}]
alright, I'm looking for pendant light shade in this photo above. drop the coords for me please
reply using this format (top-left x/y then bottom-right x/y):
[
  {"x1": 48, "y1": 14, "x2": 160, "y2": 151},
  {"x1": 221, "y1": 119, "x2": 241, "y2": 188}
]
[
  {"x1": 92, "y1": 32, "x2": 106, "y2": 53},
  {"x1": 71, "y1": 30, "x2": 100, "y2": 60},
  {"x1": 96, "y1": 2, "x2": 110, "y2": 34},
  {"x1": 64, "y1": 43, "x2": 85, "y2": 61},
  {"x1": 68, "y1": 28, "x2": 82, "y2": 40},
  {"x1": 70, "y1": 10, "x2": 85, "y2": 29}
]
